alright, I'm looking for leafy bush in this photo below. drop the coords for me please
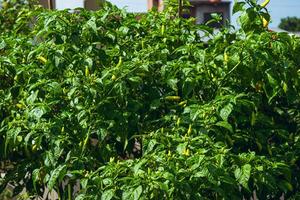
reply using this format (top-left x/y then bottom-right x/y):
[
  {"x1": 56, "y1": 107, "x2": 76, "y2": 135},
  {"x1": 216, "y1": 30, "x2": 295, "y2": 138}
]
[
  {"x1": 1, "y1": 0, "x2": 300, "y2": 199},
  {"x1": 0, "y1": 0, "x2": 39, "y2": 33},
  {"x1": 279, "y1": 17, "x2": 300, "y2": 32}
]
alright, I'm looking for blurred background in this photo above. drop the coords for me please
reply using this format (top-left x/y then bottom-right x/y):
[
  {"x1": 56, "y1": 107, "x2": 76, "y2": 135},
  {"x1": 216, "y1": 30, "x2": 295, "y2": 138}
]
[
  {"x1": 1, "y1": 0, "x2": 300, "y2": 31},
  {"x1": 50, "y1": 0, "x2": 300, "y2": 29}
]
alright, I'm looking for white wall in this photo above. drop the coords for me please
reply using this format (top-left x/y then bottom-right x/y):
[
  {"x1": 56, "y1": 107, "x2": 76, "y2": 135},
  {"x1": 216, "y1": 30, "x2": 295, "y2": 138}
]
[
  {"x1": 196, "y1": 4, "x2": 230, "y2": 25},
  {"x1": 56, "y1": 0, "x2": 84, "y2": 10},
  {"x1": 109, "y1": 0, "x2": 147, "y2": 12}
]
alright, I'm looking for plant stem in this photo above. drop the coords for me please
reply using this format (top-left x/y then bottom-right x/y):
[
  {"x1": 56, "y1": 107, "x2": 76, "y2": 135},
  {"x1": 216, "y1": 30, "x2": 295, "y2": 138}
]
[
  {"x1": 178, "y1": 0, "x2": 182, "y2": 17},
  {"x1": 68, "y1": 184, "x2": 72, "y2": 200}
]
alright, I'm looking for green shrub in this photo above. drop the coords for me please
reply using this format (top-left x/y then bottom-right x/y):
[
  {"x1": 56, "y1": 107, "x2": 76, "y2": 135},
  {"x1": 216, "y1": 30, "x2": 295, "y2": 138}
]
[
  {"x1": 279, "y1": 17, "x2": 300, "y2": 32},
  {"x1": 1, "y1": 0, "x2": 300, "y2": 199}
]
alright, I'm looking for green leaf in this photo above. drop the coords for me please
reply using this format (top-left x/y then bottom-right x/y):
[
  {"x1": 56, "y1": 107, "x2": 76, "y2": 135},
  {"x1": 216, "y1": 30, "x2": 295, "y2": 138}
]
[
  {"x1": 215, "y1": 121, "x2": 233, "y2": 133},
  {"x1": 145, "y1": 139, "x2": 157, "y2": 154},
  {"x1": 133, "y1": 186, "x2": 143, "y2": 200},
  {"x1": 220, "y1": 104, "x2": 233, "y2": 121},
  {"x1": 75, "y1": 194, "x2": 86, "y2": 200},
  {"x1": 250, "y1": 112, "x2": 256, "y2": 126},
  {"x1": 0, "y1": 39, "x2": 6, "y2": 50},
  {"x1": 176, "y1": 143, "x2": 187, "y2": 154},
  {"x1": 128, "y1": 76, "x2": 142, "y2": 83},
  {"x1": 163, "y1": 172, "x2": 175, "y2": 181},
  {"x1": 266, "y1": 72, "x2": 278, "y2": 87},
  {"x1": 133, "y1": 159, "x2": 147, "y2": 175},
  {"x1": 278, "y1": 180, "x2": 293, "y2": 192},
  {"x1": 233, "y1": 1, "x2": 245, "y2": 14},
  {"x1": 193, "y1": 168, "x2": 209, "y2": 178},
  {"x1": 47, "y1": 165, "x2": 67, "y2": 190},
  {"x1": 103, "y1": 178, "x2": 113, "y2": 186},
  {"x1": 282, "y1": 82, "x2": 288, "y2": 93},
  {"x1": 30, "y1": 107, "x2": 46, "y2": 120},
  {"x1": 86, "y1": 17, "x2": 97, "y2": 33},
  {"x1": 8, "y1": 127, "x2": 21, "y2": 145},
  {"x1": 101, "y1": 189, "x2": 115, "y2": 200},
  {"x1": 122, "y1": 189, "x2": 131, "y2": 200},
  {"x1": 119, "y1": 26, "x2": 129, "y2": 35},
  {"x1": 167, "y1": 78, "x2": 178, "y2": 91},
  {"x1": 26, "y1": 90, "x2": 39, "y2": 105},
  {"x1": 85, "y1": 57, "x2": 93, "y2": 68},
  {"x1": 32, "y1": 168, "x2": 40, "y2": 191},
  {"x1": 234, "y1": 164, "x2": 251, "y2": 190}
]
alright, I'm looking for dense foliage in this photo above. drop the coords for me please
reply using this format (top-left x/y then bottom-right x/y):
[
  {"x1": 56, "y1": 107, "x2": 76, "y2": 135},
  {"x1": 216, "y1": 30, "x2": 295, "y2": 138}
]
[
  {"x1": 279, "y1": 17, "x2": 300, "y2": 32},
  {"x1": 0, "y1": 0, "x2": 38, "y2": 32},
  {"x1": 1, "y1": 0, "x2": 300, "y2": 199}
]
